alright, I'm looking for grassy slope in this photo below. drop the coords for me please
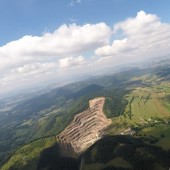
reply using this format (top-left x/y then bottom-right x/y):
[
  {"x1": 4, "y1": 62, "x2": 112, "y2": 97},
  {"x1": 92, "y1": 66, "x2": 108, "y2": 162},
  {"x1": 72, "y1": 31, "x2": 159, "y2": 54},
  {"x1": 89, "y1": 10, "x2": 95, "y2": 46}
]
[
  {"x1": 105, "y1": 73, "x2": 170, "y2": 152},
  {"x1": 1, "y1": 62, "x2": 170, "y2": 170},
  {"x1": 123, "y1": 86, "x2": 169, "y2": 124},
  {"x1": 2, "y1": 81, "x2": 170, "y2": 170},
  {"x1": 1, "y1": 137, "x2": 56, "y2": 170}
]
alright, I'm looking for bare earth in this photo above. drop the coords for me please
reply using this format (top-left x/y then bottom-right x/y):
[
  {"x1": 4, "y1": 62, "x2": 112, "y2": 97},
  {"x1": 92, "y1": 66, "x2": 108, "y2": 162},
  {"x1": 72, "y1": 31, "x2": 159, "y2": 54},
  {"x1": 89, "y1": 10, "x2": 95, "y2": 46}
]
[{"x1": 57, "y1": 97, "x2": 112, "y2": 155}]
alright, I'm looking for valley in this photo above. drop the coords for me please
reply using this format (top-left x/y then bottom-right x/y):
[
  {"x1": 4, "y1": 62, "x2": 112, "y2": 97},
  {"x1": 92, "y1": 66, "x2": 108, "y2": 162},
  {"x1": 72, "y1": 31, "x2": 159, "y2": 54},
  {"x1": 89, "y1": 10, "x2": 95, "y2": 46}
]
[{"x1": 0, "y1": 59, "x2": 170, "y2": 170}]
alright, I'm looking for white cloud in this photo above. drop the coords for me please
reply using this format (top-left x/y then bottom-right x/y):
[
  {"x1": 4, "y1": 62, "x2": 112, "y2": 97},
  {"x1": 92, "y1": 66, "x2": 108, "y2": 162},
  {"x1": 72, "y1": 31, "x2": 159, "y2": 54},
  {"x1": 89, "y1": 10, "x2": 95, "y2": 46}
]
[
  {"x1": 14, "y1": 63, "x2": 56, "y2": 75},
  {"x1": 59, "y1": 56, "x2": 85, "y2": 68},
  {"x1": 0, "y1": 23, "x2": 111, "y2": 68},
  {"x1": 95, "y1": 11, "x2": 170, "y2": 59},
  {"x1": 0, "y1": 23, "x2": 111, "y2": 91},
  {"x1": 1, "y1": 62, "x2": 57, "y2": 85},
  {"x1": 0, "y1": 23, "x2": 110, "y2": 68},
  {"x1": 113, "y1": 11, "x2": 159, "y2": 35},
  {"x1": 1, "y1": 11, "x2": 170, "y2": 96},
  {"x1": 95, "y1": 38, "x2": 128, "y2": 56}
]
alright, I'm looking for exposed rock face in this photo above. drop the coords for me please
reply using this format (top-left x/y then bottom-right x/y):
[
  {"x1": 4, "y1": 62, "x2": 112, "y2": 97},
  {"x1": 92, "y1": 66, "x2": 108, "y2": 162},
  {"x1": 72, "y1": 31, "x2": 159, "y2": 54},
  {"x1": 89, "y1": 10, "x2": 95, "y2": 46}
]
[{"x1": 57, "y1": 97, "x2": 112, "y2": 155}]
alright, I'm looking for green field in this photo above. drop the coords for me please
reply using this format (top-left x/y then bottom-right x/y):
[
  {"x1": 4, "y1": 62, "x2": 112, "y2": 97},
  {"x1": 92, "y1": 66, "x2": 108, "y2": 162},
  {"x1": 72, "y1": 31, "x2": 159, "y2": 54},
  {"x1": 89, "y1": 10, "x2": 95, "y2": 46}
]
[
  {"x1": 125, "y1": 88, "x2": 168, "y2": 122},
  {"x1": 106, "y1": 76, "x2": 170, "y2": 150}
]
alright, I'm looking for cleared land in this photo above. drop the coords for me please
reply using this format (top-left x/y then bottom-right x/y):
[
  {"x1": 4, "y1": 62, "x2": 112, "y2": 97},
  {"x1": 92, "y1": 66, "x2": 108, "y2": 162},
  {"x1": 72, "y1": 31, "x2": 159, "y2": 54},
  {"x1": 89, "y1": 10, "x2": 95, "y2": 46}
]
[
  {"x1": 123, "y1": 86, "x2": 170, "y2": 125},
  {"x1": 57, "y1": 97, "x2": 112, "y2": 154}
]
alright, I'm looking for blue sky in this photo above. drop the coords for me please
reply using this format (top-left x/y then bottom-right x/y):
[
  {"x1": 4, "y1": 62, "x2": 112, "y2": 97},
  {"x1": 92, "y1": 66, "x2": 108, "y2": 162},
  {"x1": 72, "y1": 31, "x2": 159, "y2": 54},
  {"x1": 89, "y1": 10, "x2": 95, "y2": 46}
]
[
  {"x1": 1, "y1": 0, "x2": 170, "y2": 46},
  {"x1": 0, "y1": 0, "x2": 170, "y2": 97}
]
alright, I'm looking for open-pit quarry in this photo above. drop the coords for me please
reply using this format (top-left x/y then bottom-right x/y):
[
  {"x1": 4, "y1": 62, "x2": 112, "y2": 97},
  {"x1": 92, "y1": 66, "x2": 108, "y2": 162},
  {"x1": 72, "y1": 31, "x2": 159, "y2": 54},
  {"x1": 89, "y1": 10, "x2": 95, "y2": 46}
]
[{"x1": 57, "y1": 97, "x2": 112, "y2": 155}]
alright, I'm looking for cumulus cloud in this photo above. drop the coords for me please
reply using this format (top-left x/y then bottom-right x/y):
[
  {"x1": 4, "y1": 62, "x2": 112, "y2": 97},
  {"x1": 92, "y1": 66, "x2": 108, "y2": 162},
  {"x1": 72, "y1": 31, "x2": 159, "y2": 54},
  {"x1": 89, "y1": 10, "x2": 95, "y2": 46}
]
[
  {"x1": 0, "y1": 23, "x2": 111, "y2": 64},
  {"x1": 113, "y1": 11, "x2": 159, "y2": 35},
  {"x1": 95, "y1": 38, "x2": 128, "y2": 56},
  {"x1": 96, "y1": 11, "x2": 170, "y2": 59},
  {"x1": 1, "y1": 62, "x2": 57, "y2": 85},
  {"x1": 1, "y1": 11, "x2": 170, "y2": 96},
  {"x1": 0, "y1": 23, "x2": 111, "y2": 89},
  {"x1": 13, "y1": 63, "x2": 56, "y2": 75},
  {"x1": 59, "y1": 56, "x2": 85, "y2": 68}
]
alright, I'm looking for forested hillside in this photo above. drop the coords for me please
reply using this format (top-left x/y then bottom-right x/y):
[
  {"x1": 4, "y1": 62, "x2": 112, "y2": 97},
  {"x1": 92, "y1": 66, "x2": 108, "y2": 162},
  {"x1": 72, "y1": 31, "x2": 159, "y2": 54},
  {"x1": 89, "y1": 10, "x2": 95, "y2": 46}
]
[{"x1": 1, "y1": 59, "x2": 170, "y2": 170}]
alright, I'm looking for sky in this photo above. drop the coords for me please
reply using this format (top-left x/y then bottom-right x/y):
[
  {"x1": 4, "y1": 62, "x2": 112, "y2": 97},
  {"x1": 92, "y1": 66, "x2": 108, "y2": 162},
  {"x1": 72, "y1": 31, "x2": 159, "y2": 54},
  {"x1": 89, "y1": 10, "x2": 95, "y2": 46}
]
[{"x1": 0, "y1": 0, "x2": 170, "y2": 97}]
